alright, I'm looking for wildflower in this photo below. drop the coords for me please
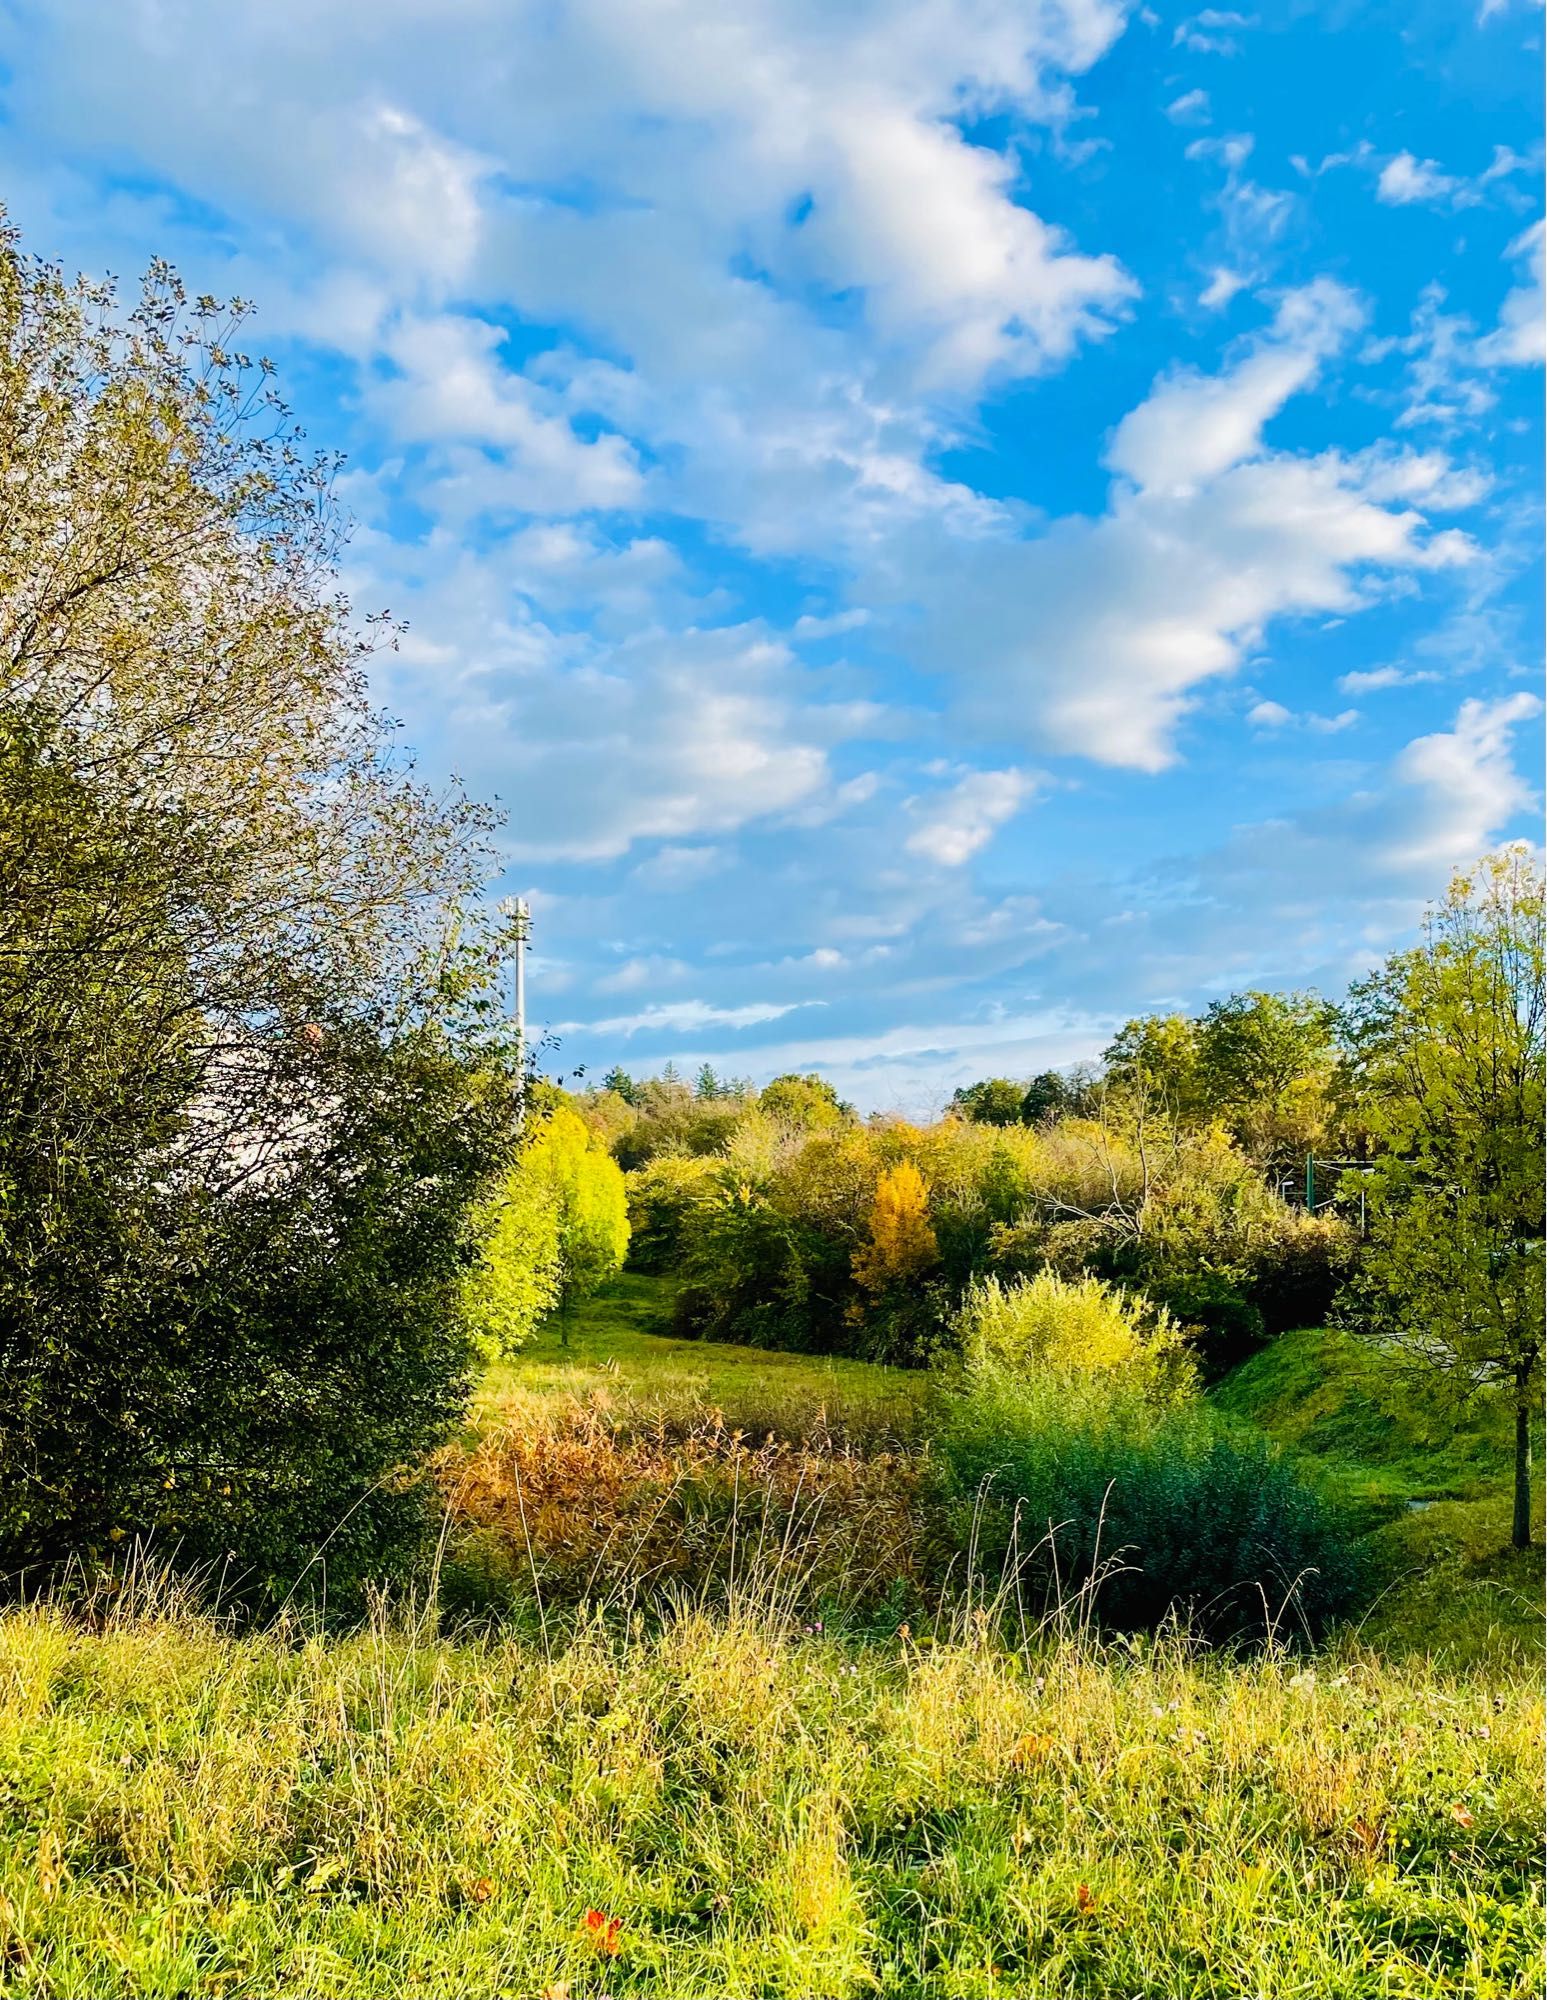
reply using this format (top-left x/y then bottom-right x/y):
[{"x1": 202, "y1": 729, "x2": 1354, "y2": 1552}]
[{"x1": 582, "y1": 1909, "x2": 623, "y2": 1956}]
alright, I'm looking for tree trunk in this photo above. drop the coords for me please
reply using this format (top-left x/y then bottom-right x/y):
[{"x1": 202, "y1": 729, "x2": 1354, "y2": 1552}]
[{"x1": 1513, "y1": 1385, "x2": 1533, "y2": 1551}]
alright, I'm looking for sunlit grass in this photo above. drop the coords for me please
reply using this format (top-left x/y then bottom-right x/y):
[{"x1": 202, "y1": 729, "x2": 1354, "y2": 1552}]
[
  {"x1": 477, "y1": 1272, "x2": 930, "y2": 1444},
  {"x1": 3, "y1": 1584, "x2": 1539, "y2": 1999}
]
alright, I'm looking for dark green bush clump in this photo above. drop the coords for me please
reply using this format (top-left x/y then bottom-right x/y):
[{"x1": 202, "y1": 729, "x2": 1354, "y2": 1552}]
[{"x1": 933, "y1": 1372, "x2": 1365, "y2": 1645}]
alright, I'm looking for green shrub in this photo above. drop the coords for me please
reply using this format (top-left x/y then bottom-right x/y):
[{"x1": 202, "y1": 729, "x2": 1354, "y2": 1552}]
[
  {"x1": 953, "y1": 1270, "x2": 1190, "y2": 1394},
  {"x1": 932, "y1": 1371, "x2": 1365, "y2": 1645},
  {"x1": 1244, "y1": 1211, "x2": 1358, "y2": 1334},
  {"x1": 626, "y1": 1153, "x2": 718, "y2": 1273},
  {"x1": 1142, "y1": 1270, "x2": 1265, "y2": 1379}
]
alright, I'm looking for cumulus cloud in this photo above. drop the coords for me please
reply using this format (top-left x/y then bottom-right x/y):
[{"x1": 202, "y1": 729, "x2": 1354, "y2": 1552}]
[
  {"x1": 1206, "y1": 694, "x2": 1541, "y2": 889},
  {"x1": 1476, "y1": 219, "x2": 1546, "y2": 366},
  {"x1": 894, "y1": 283, "x2": 1471, "y2": 768},
  {"x1": 1106, "y1": 278, "x2": 1362, "y2": 490},
  {"x1": 1166, "y1": 88, "x2": 1211, "y2": 125},
  {"x1": 1377, "y1": 152, "x2": 1462, "y2": 207},
  {"x1": 905, "y1": 768, "x2": 1038, "y2": 865},
  {"x1": 374, "y1": 314, "x2": 645, "y2": 514}
]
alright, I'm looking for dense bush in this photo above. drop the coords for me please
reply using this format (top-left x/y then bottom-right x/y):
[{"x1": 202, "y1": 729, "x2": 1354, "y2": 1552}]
[
  {"x1": 0, "y1": 229, "x2": 521, "y2": 1608},
  {"x1": 954, "y1": 1271, "x2": 1192, "y2": 1400},
  {"x1": 932, "y1": 1370, "x2": 1364, "y2": 1645}
]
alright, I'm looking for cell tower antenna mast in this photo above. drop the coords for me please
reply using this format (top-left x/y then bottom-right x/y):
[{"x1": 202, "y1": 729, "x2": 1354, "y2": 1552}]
[
  {"x1": 499, "y1": 894, "x2": 531, "y2": 1124},
  {"x1": 514, "y1": 895, "x2": 528, "y2": 1060}
]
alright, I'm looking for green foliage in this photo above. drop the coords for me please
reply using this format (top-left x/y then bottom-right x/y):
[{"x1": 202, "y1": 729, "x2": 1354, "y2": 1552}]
[
  {"x1": 0, "y1": 223, "x2": 519, "y2": 1604},
  {"x1": 1338, "y1": 848, "x2": 1545, "y2": 1547},
  {"x1": 625, "y1": 1153, "x2": 719, "y2": 1273},
  {"x1": 602, "y1": 1071, "x2": 753, "y2": 1168},
  {"x1": 1101, "y1": 1012, "x2": 1204, "y2": 1118},
  {"x1": 759, "y1": 1069, "x2": 855, "y2": 1130},
  {"x1": 933, "y1": 1369, "x2": 1365, "y2": 1645},
  {"x1": 1019, "y1": 1067, "x2": 1095, "y2": 1125},
  {"x1": 952, "y1": 1271, "x2": 1191, "y2": 1399},
  {"x1": 461, "y1": 1152, "x2": 563, "y2": 1361},
  {"x1": 1103, "y1": 993, "x2": 1346, "y2": 1158},
  {"x1": 1196, "y1": 989, "x2": 1343, "y2": 1158},
  {"x1": 950, "y1": 1076, "x2": 1026, "y2": 1125},
  {"x1": 536, "y1": 1102, "x2": 631, "y2": 1309}
]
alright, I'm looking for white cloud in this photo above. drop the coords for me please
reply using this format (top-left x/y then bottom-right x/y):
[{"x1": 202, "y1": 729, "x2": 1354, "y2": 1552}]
[
  {"x1": 1172, "y1": 11, "x2": 1257, "y2": 56},
  {"x1": 1476, "y1": 219, "x2": 1546, "y2": 366},
  {"x1": 373, "y1": 314, "x2": 644, "y2": 514},
  {"x1": 1166, "y1": 88, "x2": 1211, "y2": 125},
  {"x1": 1337, "y1": 666, "x2": 1441, "y2": 693},
  {"x1": 905, "y1": 768, "x2": 1037, "y2": 865},
  {"x1": 595, "y1": 955, "x2": 693, "y2": 994},
  {"x1": 1185, "y1": 133, "x2": 1297, "y2": 296},
  {"x1": 1383, "y1": 693, "x2": 1542, "y2": 871},
  {"x1": 571, "y1": 998, "x2": 817, "y2": 1037},
  {"x1": 1377, "y1": 152, "x2": 1462, "y2": 207},
  {"x1": 1248, "y1": 699, "x2": 1291, "y2": 727},
  {"x1": 629, "y1": 845, "x2": 728, "y2": 890},
  {"x1": 1107, "y1": 278, "x2": 1362, "y2": 491},
  {"x1": 892, "y1": 285, "x2": 1476, "y2": 768},
  {"x1": 1199, "y1": 267, "x2": 1248, "y2": 310},
  {"x1": 1206, "y1": 693, "x2": 1541, "y2": 890}
]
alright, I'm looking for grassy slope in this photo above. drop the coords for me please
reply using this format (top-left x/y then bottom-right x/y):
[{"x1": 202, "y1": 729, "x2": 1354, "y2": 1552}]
[
  {"x1": 478, "y1": 1272, "x2": 930, "y2": 1441},
  {"x1": 1215, "y1": 1326, "x2": 1543, "y2": 1668}
]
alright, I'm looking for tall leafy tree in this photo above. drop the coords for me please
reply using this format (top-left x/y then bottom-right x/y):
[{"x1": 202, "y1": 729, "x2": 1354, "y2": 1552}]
[
  {"x1": 0, "y1": 221, "x2": 521, "y2": 1599},
  {"x1": 1102, "y1": 1014, "x2": 1205, "y2": 1120},
  {"x1": 951, "y1": 1077, "x2": 1026, "y2": 1126},
  {"x1": 1197, "y1": 990, "x2": 1342, "y2": 1159},
  {"x1": 759, "y1": 1072, "x2": 853, "y2": 1131},
  {"x1": 1341, "y1": 850, "x2": 1545, "y2": 1550}
]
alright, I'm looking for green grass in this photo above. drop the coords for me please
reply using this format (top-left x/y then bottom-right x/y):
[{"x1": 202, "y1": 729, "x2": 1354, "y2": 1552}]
[
  {"x1": 3, "y1": 1587, "x2": 1540, "y2": 1999},
  {"x1": 1214, "y1": 1327, "x2": 1543, "y2": 1669},
  {"x1": 8, "y1": 1302, "x2": 1539, "y2": 1995},
  {"x1": 478, "y1": 1272, "x2": 930, "y2": 1443}
]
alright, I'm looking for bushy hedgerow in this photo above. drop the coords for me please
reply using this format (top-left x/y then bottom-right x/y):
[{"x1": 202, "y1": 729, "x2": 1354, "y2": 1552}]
[
  {"x1": 633, "y1": 1104, "x2": 1353, "y2": 1369},
  {"x1": 931, "y1": 1367, "x2": 1364, "y2": 1645}
]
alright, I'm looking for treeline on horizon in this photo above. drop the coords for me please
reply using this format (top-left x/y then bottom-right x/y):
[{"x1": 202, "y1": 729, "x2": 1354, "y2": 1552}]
[{"x1": 558, "y1": 988, "x2": 1363, "y2": 1378}]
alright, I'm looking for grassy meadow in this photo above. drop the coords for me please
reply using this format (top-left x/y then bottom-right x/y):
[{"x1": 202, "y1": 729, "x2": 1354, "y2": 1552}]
[{"x1": 5, "y1": 1276, "x2": 1541, "y2": 1999}]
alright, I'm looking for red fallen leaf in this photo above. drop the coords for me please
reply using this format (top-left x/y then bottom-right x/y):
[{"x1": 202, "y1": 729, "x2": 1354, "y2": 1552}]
[
  {"x1": 1075, "y1": 1882, "x2": 1096, "y2": 1914},
  {"x1": 582, "y1": 1909, "x2": 623, "y2": 1956},
  {"x1": 1449, "y1": 1804, "x2": 1476, "y2": 1830}
]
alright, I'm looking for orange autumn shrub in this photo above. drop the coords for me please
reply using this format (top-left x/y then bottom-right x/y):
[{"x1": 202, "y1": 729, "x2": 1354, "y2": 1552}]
[{"x1": 438, "y1": 1402, "x2": 925, "y2": 1615}]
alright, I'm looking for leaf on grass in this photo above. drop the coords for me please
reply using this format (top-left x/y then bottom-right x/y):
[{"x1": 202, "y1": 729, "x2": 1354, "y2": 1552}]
[
  {"x1": 1449, "y1": 1804, "x2": 1476, "y2": 1830},
  {"x1": 1075, "y1": 1882, "x2": 1096, "y2": 1914},
  {"x1": 582, "y1": 1908, "x2": 623, "y2": 1956}
]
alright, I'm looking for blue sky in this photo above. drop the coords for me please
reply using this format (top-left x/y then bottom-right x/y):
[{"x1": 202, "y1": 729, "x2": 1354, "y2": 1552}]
[{"x1": 3, "y1": 0, "x2": 1541, "y2": 1110}]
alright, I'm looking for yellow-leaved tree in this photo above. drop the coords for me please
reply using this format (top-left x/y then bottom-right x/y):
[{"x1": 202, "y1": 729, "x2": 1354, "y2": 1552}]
[{"x1": 853, "y1": 1159, "x2": 938, "y2": 1298}]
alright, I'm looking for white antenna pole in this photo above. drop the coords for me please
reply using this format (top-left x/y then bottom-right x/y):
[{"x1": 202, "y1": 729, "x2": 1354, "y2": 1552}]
[
  {"x1": 500, "y1": 894, "x2": 531, "y2": 1127},
  {"x1": 514, "y1": 896, "x2": 528, "y2": 1060}
]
